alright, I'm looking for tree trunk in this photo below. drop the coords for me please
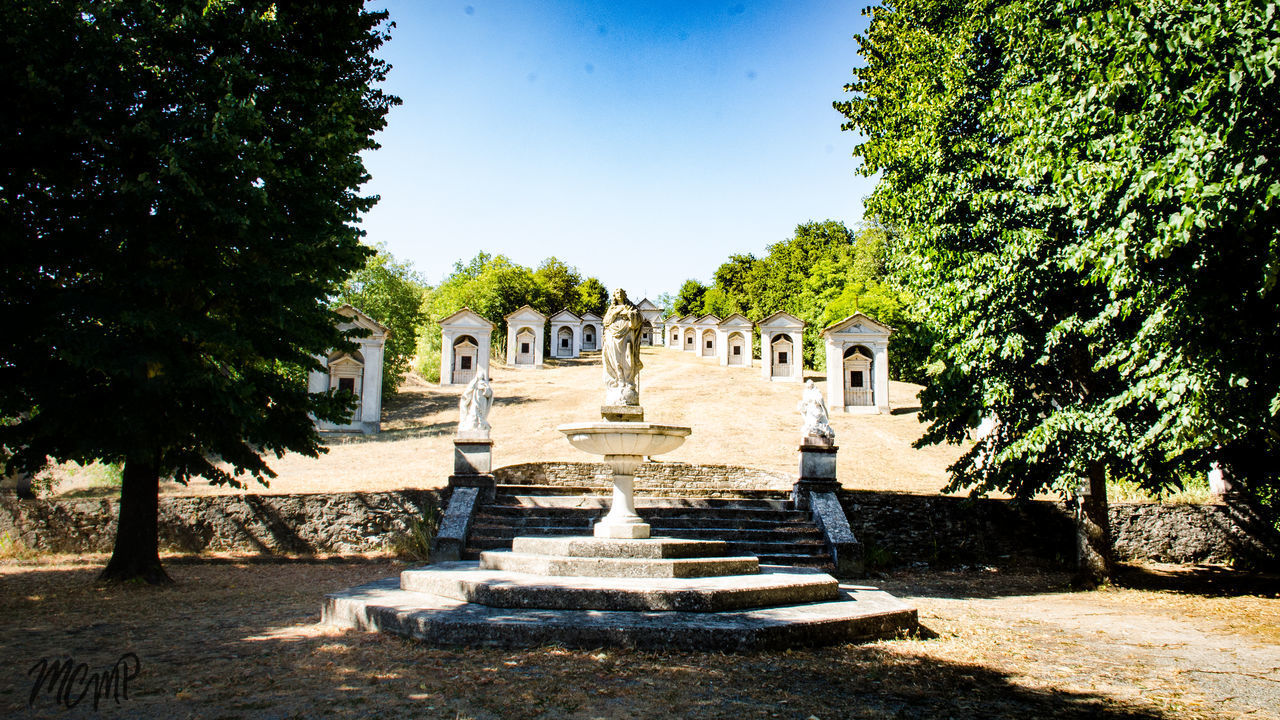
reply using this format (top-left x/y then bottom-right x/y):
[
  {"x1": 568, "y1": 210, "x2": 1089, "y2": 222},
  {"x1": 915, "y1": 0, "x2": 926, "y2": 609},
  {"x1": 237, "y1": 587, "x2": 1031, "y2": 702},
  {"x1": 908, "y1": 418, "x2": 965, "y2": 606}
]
[
  {"x1": 99, "y1": 455, "x2": 172, "y2": 585},
  {"x1": 1073, "y1": 462, "x2": 1112, "y2": 588}
]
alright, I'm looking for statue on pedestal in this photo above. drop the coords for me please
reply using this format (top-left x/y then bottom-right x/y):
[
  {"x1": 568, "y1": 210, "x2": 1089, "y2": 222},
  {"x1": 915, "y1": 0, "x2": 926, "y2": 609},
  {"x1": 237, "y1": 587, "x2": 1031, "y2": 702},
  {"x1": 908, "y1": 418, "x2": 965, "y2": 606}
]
[
  {"x1": 602, "y1": 289, "x2": 643, "y2": 406},
  {"x1": 457, "y1": 369, "x2": 493, "y2": 437},
  {"x1": 799, "y1": 379, "x2": 834, "y2": 442}
]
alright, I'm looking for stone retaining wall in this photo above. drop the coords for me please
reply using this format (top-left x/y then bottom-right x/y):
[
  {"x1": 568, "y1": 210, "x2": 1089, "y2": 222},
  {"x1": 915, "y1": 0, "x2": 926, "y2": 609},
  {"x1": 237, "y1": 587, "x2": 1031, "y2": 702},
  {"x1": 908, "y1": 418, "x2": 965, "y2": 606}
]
[
  {"x1": 494, "y1": 461, "x2": 790, "y2": 491},
  {"x1": 0, "y1": 489, "x2": 444, "y2": 555},
  {"x1": 840, "y1": 491, "x2": 1277, "y2": 569},
  {"x1": 1, "y1": 473, "x2": 1274, "y2": 568}
]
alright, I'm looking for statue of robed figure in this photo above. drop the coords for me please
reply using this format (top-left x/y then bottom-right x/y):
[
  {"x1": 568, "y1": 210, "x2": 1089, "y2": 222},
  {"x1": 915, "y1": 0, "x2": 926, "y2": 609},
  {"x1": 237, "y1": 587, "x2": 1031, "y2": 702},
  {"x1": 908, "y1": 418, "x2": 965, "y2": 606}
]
[{"x1": 602, "y1": 289, "x2": 643, "y2": 406}]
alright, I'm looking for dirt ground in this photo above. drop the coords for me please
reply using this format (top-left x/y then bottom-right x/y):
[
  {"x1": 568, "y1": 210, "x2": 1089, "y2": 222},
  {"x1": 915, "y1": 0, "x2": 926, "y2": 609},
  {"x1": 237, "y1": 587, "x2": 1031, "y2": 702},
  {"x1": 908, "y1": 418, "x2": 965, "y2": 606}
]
[
  {"x1": 96, "y1": 348, "x2": 962, "y2": 497},
  {"x1": 1, "y1": 557, "x2": 1275, "y2": 719}
]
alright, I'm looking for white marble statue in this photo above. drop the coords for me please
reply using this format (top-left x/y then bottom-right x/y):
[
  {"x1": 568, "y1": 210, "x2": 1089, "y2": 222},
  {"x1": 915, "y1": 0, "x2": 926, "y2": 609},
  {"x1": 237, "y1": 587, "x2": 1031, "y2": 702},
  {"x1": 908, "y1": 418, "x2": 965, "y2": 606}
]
[
  {"x1": 457, "y1": 369, "x2": 493, "y2": 436},
  {"x1": 602, "y1": 289, "x2": 643, "y2": 406},
  {"x1": 799, "y1": 379, "x2": 834, "y2": 440}
]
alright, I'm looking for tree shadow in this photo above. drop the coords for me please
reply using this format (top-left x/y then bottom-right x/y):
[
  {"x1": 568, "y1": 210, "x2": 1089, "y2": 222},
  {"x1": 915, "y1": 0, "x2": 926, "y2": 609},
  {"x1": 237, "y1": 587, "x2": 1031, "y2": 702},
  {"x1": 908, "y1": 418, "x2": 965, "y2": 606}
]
[
  {"x1": 1113, "y1": 562, "x2": 1280, "y2": 598},
  {"x1": 0, "y1": 562, "x2": 1196, "y2": 719},
  {"x1": 874, "y1": 565, "x2": 1078, "y2": 601}
]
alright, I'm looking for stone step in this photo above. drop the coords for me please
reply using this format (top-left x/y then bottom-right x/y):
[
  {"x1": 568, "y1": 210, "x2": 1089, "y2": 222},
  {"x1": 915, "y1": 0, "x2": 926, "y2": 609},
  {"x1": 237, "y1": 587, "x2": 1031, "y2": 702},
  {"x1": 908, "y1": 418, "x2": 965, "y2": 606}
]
[
  {"x1": 478, "y1": 505, "x2": 810, "y2": 521},
  {"x1": 324, "y1": 575, "x2": 919, "y2": 651},
  {"x1": 492, "y1": 492, "x2": 795, "y2": 509},
  {"x1": 479, "y1": 551, "x2": 760, "y2": 579},
  {"x1": 399, "y1": 562, "x2": 840, "y2": 612},
  {"x1": 510, "y1": 536, "x2": 730, "y2": 559},
  {"x1": 469, "y1": 525, "x2": 823, "y2": 544},
  {"x1": 467, "y1": 535, "x2": 827, "y2": 559}
]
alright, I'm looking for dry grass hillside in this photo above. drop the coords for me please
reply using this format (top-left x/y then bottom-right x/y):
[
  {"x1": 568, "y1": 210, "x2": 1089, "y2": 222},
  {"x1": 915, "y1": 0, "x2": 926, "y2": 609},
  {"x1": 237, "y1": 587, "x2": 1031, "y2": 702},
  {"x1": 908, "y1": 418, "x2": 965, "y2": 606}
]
[{"x1": 157, "y1": 347, "x2": 966, "y2": 497}]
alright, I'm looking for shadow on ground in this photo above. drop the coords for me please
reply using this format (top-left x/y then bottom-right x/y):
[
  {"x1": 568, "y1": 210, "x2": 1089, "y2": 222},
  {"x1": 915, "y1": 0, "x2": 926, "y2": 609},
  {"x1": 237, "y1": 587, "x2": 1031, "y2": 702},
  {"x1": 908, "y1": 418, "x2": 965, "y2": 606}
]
[{"x1": 0, "y1": 562, "x2": 1191, "y2": 719}]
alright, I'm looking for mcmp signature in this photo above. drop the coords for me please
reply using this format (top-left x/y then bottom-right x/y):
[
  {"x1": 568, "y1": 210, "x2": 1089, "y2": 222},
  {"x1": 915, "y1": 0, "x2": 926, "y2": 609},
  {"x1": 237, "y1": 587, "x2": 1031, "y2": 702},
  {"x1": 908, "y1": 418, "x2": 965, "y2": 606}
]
[{"x1": 27, "y1": 653, "x2": 140, "y2": 711}]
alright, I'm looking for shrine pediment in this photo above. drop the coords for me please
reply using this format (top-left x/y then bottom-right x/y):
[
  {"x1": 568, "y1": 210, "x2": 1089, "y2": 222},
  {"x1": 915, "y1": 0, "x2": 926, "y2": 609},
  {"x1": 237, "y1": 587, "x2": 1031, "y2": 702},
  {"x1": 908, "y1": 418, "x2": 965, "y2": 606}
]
[
  {"x1": 549, "y1": 309, "x2": 581, "y2": 323},
  {"x1": 757, "y1": 311, "x2": 804, "y2": 329},
  {"x1": 335, "y1": 304, "x2": 390, "y2": 339},
  {"x1": 439, "y1": 307, "x2": 495, "y2": 331},
  {"x1": 821, "y1": 312, "x2": 894, "y2": 338},
  {"x1": 504, "y1": 305, "x2": 547, "y2": 325},
  {"x1": 718, "y1": 313, "x2": 752, "y2": 328}
]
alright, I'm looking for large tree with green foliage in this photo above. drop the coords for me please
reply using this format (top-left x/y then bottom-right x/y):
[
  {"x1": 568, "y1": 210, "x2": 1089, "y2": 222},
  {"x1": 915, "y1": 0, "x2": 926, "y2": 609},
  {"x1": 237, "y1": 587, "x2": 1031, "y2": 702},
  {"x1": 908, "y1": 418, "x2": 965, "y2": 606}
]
[
  {"x1": 839, "y1": 0, "x2": 1279, "y2": 581},
  {"x1": 335, "y1": 246, "x2": 426, "y2": 397},
  {"x1": 0, "y1": 0, "x2": 397, "y2": 583}
]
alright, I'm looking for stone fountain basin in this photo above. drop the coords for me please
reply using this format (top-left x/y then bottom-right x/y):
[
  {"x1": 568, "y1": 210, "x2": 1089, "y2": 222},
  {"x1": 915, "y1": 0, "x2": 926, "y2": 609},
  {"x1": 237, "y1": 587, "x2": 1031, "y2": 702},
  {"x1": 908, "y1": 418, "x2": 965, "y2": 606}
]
[{"x1": 557, "y1": 422, "x2": 691, "y2": 457}]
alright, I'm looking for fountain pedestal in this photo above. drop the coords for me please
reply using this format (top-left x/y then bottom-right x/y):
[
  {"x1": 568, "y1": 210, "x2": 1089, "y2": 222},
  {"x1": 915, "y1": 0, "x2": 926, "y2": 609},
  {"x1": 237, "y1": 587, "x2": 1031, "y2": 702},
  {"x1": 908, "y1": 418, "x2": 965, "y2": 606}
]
[{"x1": 557, "y1": 420, "x2": 691, "y2": 540}]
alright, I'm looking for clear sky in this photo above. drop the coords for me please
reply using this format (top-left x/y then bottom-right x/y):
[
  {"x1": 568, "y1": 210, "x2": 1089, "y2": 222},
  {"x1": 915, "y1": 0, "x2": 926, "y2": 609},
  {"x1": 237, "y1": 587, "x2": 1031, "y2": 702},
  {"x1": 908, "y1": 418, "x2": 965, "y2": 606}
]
[{"x1": 359, "y1": 0, "x2": 875, "y2": 299}]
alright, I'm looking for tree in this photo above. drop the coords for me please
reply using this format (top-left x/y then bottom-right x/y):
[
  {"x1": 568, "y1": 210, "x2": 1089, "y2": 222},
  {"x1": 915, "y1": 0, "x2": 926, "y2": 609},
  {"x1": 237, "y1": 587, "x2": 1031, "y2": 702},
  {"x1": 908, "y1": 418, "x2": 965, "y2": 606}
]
[
  {"x1": 335, "y1": 246, "x2": 426, "y2": 397},
  {"x1": 534, "y1": 257, "x2": 583, "y2": 315},
  {"x1": 0, "y1": 1, "x2": 397, "y2": 583},
  {"x1": 575, "y1": 277, "x2": 609, "y2": 317},
  {"x1": 838, "y1": 0, "x2": 1280, "y2": 582},
  {"x1": 672, "y1": 280, "x2": 708, "y2": 318}
]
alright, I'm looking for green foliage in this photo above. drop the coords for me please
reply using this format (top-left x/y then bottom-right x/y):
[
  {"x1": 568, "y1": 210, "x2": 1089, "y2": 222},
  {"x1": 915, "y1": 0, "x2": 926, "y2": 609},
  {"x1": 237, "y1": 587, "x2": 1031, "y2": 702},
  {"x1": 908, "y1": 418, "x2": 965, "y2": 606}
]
[
  {"x1": 691, "y1": 222, "x2": 926, "y2": 377},
  {"x1": 420, "y1": 253, "x2": 609, "y2": 364},
  {"x1": 576, "y1": 277, "x2": 609, "y2": 317},
  {"x1": 0, "y1": 0, "x2": 397, "y2": 579},
  {"x1": 839, "y1": 0, "x2": 1279, "y2": 503},
  {"x1": 335, "y1": 245, "x2": 427, "y2": 396},
  {"x1": 672, "y1": 280, "x2": 708, "y2": 318},
  {"x1": 534, "y1": 257, "x2": 583, "y2": 315}
]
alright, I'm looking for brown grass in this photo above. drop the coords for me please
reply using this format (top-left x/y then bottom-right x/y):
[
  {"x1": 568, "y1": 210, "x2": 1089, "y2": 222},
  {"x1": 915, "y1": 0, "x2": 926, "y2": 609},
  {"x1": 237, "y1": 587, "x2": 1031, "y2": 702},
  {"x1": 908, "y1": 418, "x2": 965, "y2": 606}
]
[{"x1": 1, "y1": 557, "x2": 1275, "y2": 719}]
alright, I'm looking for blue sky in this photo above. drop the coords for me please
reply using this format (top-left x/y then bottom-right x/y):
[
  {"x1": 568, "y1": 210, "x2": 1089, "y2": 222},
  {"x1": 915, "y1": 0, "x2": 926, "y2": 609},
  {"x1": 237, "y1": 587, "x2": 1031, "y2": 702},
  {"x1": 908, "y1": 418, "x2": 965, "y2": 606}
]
[{"x1": 360, "y1": 1, "x2": 875, "y2": 299}]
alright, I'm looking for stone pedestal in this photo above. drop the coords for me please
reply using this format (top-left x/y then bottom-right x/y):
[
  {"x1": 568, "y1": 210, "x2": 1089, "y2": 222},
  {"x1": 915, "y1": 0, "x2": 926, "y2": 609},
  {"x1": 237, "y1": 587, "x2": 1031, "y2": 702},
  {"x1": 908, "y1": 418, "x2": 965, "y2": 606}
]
[
  {"x1": 601, "y1": 405, "x2": 644, "y2": 422},
  {"x1": 450, "y1": 438, "x2": 496, "y2": 503},
  {"x1": 454, "y1": 438, "x2": 492, "y2": 475},
  {"x1": 595, "y1": 454, "x2": 650, "y2": 539},
  {"x1": 793, "y1": 440, "x2": 839, "y2": 510}
]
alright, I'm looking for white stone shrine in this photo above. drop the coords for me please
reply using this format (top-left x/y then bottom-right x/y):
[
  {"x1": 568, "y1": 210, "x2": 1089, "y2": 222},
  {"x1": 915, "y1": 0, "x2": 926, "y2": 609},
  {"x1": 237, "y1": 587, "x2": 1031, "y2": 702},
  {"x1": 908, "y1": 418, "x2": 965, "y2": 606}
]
[
  {"x1": 821, "y1": 312, "x2": 893, "y2": 414},
  {"x1": 548, "y1": 309, "x2": 583, "y2": 359},
  {"x1": 504, "y1": 305, "x2": 547, "y2": 368},
  {"x1": 439, "y1": 307, "x2": 494, "y2": 386},
  {"x1": 310, "y1": 305, "x2": 389, "y2": 434},
  {"x1": 580, "y1": 312, "x2": 602, "y2": 352},
  {"x1": 716, "y1": 313, "x2": 754, "y2": 367},
  {"x1": 693, "y1": 314, "x2": 721, "y2": 359},
  {"x1": 635, "y1": 297, "x2": 664, "y2": 346},
  {"x1": 666, "y1": 315, "x2": 682, "y2": 348},
  {"x1": 758, "y1": 311, "x2": 805, "y2": 382},
  {"x1": 678, "y1": 314, "x2": 699, "y2": 352}
]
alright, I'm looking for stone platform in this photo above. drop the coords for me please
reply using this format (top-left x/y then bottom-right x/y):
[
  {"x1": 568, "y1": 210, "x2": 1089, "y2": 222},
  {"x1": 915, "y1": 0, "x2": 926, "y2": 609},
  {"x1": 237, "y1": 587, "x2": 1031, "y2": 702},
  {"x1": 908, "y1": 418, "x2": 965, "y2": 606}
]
[{"x1": 323, "y1": 536, "x2": 917, "y2": 650}]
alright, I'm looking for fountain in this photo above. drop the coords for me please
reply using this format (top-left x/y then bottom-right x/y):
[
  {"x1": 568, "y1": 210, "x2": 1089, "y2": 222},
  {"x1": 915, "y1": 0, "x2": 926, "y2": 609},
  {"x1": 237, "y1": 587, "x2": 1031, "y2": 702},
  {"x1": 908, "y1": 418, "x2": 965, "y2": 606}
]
[{"x1": 321, "y1": 290, "x2": 918, "y2": 649}]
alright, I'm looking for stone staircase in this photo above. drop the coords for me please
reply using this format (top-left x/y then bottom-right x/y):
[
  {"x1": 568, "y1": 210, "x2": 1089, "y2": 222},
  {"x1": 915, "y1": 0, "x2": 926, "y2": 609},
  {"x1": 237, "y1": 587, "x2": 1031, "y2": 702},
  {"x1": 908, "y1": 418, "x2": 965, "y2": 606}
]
[{"x1": 463, "y1": 484, "x2": 835, "y2": 571}]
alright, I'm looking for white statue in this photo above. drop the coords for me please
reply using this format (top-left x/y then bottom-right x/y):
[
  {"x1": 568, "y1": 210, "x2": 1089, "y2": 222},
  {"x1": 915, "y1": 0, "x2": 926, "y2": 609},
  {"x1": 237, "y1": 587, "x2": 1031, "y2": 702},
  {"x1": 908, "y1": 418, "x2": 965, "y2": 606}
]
[
  {"x1": 602, "y1": 289, "x2": 643, "y2": 406},
  {"x1": 457, "y1": 369, "x2": 493, "y2": 436},
  {"x1": 798, "y1": 379, "x2": 834, "y2": 440}
]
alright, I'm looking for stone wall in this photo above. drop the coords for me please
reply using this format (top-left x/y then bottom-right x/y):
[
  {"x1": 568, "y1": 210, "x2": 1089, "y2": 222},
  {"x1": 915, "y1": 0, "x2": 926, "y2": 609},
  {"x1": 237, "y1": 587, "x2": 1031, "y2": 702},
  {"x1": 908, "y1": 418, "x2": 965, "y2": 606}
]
[
  {"x1": 494, "y1": 461, "x2": 790, "y2": 491},
  {"x1": 0, "y1": 489, "x2": 444, "y2": 555},
  {"x1": 840, "y1": 491, "x2": 1277, "y2": 569},
  {"x1": 0, "y1": 476, "x2": 1274, "y2": 568}
]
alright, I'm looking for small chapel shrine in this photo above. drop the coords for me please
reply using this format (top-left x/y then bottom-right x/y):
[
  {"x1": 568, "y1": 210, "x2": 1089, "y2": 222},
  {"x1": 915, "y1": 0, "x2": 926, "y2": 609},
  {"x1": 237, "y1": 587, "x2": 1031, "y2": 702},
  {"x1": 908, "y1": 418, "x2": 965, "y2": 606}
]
[
  {"x1": 635, "y1": 298, "x2": 664, "y2": 345},
  {"x1": 757, "y1": 311, "x2": 805, "y2": 382},
  {"x1": 309, "y1": 305, "x2": 389, "y2": 434},
  {"x1": 439, "y1": 307, "x2": 494, "y2": 386},
  {"x1": 716, "y1": 313, "x2": 754, "y2": 367},
  {"x1": 505, "y1": 305, "x2": 547, "y2": 368},
  {"x1": 679, "y1": 315, "x2": 699, "y2": 352},
  {"x1": 549, "y1": 309, "x2": 583, "y2": 359},
  {"x1": 693, "y1": 314, "x2": 721, "y2": 359},
  {"x1": 821, "y1": 312, "x2": 893, "y2": 413},
  {"x1": 580, "y1": 312, "x2": 602, "y2": 352}
]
